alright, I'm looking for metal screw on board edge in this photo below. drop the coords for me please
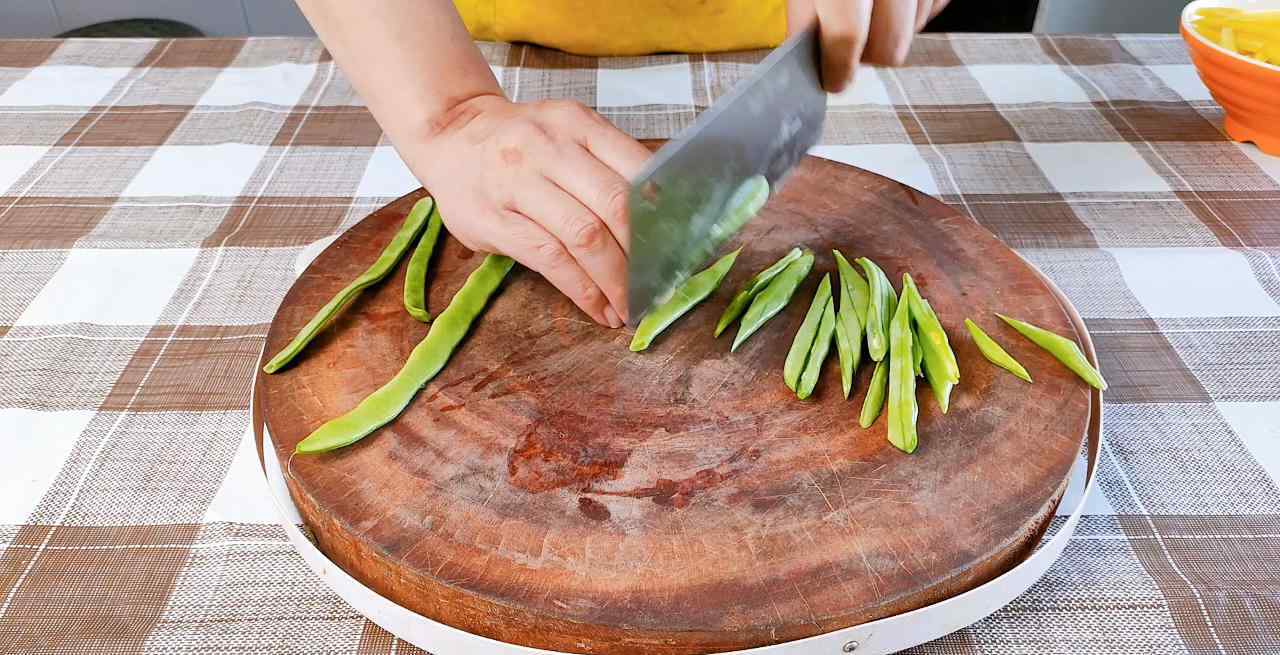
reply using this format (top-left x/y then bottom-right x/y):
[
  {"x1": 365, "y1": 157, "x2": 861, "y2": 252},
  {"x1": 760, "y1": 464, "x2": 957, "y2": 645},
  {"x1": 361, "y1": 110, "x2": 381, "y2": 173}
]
[{"x1": 842, "y1": 641, "x2": 859, "y2": 652}]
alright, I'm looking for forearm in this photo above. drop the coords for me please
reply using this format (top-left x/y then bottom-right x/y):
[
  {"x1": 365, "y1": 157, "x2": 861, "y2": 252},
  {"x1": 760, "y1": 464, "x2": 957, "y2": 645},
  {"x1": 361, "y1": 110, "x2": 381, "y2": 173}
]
[{"x1": 295, "y1": 0, "x2": 501, "y2": 147}]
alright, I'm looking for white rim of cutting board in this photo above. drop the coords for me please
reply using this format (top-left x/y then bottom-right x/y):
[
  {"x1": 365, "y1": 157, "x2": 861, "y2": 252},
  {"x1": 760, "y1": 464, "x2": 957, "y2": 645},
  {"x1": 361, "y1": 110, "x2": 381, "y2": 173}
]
[{"x1": 252, "y1": 266, "x2": 1103, "y2": 655}]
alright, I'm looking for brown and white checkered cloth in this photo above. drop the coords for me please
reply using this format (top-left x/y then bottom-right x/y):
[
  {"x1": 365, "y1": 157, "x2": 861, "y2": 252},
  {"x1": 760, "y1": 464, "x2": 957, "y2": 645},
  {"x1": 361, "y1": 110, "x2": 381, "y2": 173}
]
[{"x1": 1, "y1": 34, "x2": 1278, "y2": 654}]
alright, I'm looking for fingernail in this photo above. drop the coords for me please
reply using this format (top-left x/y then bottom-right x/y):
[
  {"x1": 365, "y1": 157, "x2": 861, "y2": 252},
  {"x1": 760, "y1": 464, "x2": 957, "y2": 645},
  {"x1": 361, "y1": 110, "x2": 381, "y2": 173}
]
[{"x1": 604, "y1": 306, "x2": 622, "y2": 328}]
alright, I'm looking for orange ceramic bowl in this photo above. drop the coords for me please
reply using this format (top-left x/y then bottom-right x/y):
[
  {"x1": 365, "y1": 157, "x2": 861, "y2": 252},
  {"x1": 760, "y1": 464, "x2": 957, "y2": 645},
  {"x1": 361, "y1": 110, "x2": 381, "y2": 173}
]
[{"x1": 1181, "y1": 0, "x2": 1280, "y2": 155}]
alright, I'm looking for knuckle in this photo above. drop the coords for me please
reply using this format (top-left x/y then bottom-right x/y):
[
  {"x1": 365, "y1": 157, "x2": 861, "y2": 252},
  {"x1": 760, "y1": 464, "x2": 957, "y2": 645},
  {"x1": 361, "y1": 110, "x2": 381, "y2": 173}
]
[
  {"x1": 601, "y1": 183, "x2": 629, "y2": 224},
  {"x1": 567, "y1": 215, "x2": 609, "y2": 252},
  {"x1": 532, "y1": 238, "x2": 571, "y2": 268}
]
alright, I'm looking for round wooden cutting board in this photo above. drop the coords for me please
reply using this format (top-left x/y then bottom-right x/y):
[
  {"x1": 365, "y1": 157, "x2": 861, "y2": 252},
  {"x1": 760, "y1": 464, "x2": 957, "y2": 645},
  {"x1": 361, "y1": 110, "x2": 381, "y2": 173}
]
[{"x1": 258, "y1": 153, "x2": 1092, "y2": 655}]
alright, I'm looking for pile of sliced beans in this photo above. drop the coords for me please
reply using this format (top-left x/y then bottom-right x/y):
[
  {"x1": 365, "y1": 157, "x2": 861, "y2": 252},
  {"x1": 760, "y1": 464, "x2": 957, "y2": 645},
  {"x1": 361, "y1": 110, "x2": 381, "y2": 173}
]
[
  {"x1": 1191, "y1": 7, "x2": 1280, "y2": 65},
  {"x1": 265, "y1": 181, "x2": 1106, "y2": 456}
]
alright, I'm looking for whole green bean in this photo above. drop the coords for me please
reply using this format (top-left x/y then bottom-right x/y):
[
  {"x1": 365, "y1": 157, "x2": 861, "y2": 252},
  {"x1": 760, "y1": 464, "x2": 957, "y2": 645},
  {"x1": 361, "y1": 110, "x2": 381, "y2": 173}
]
[
  {"x1": 264, "y1": 198, "x2": 433, "y2": 374},
  {"x1": 715, "y1": 247, "x2": 804, "y2": 337},
  {"x1": 902, "y1": 273, "x2": 960, "y2": 384},
  {"x1": 784, "y1": 275, "x2": 833, "y2": 391},
  {"x1": 833, "y1": 278, "x2": 863, "y2": 399},
  {"x1": 797, "y1": 298, "x2": 836, "y2": 400},
  {"x1": 832, "y1": 250, "x2": 870, "y2": 325},
  {"x1": 856, "y1": 257, "x2": 896, "y2": 362},
  {"x1": 403, "y1": 201, "x2": 445, "y2": 323},
  {"x1": 631, "y1": 248, "x2": 740, "y2": 352},
  {"x1": 859, "y1": 360, "x2": 889, "y2": 428},
  {"x1": 887, "y1": 297, "x2": 918, "y2": 454},
  {"x1": 997, "y1": 313, "x2": 1107, "y2": 390},
  {"x1": 965, "y1": 318, "x2": 1031, "y2": 383},
  {"x1": 732, "y1": 250, "x2": 814, "y2": 352},
  {"x1": 295, "y1": 255, "x2": 515, "y2": 454}
]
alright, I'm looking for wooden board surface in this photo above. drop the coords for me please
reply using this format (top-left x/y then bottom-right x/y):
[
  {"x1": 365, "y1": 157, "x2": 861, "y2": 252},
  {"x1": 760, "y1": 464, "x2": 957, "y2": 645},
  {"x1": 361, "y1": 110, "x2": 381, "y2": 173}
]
[{"x1": 259, "y1": 153, "x2": 1092, "y2": 654}]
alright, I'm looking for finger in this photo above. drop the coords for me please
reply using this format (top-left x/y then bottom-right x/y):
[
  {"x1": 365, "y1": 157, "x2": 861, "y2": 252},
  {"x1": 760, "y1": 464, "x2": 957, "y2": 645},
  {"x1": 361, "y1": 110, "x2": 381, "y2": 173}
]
[
  {"x1": 548, "y1": 143, "x2": 632, "y2": 254},
  {"x1": 931, "y1": 0, "x2": 951, "y2": 20},
  {"x1": 517, "y1": 177, "x2": 629, "y2": 321},
  {"x1": 865, "y1": 0, "x2": 917, "y2": 66},
  {"x1": 915, "y1": 0, "x2": 933, "y2": 31},
  {"x1": 492, "y1": 210, "x2": 620, "y2": 327},
  {"x1": 577, "y1": 111, "x2": 651, "y2": 181},
  {"x1": 815, "y1": 0, "x2": 873, "y2": 93}
]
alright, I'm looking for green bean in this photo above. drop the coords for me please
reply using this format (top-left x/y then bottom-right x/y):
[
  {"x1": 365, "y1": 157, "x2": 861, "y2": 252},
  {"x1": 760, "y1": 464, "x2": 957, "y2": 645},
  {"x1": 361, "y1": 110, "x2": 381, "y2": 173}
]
[
  {"x1": 856, "y1": 257, "x2": 896, "y2": 362},
  {"x1": 832, "y1": 249, "x2": 870, "y2": 326},
  {"x1": 901, "y1": 273, "x2": 960, "y2": 384},
  {"x1": 715, "y1": 247, "x2": 804, "y2": 337},
  {"x1": 731, "y1": 250, "x2": 814, "y2": 352},
  {"x1": 715, "y1": 174, "x2": 770, "y2": 237},
  {"x1": 965, "y1": 318, "x2": 1031, "y2": 383},
  {"x1": 912, "y1": 339, "x2": 924, "y2": 377},
  {"x1": 859, "y1": 360, "x2": 889, "y2": 428},
  {"x1": 797, "y1": 297, "x2": 836, "y2": 400},
  {"x1": 631, "y1": 248, "x2": 740, "y2": 352},
  {"x1": 264, "y1": 198, "x2": 433, "y2": 374},
  {"x1": 784, "y1": 275, "x2": 833, "y2": 390},
  {"x1": 833, "y1": 278, "x2": 863, "y2": 399},
  {"x1": 403, "y1": 201, "x2": 445, "y2": 323},
  {"x1": 997, "y1": 313, "x2": 1107, "y2": 390},
  {"x1": 295, "y1": 255, "x2": 515, "y2": 454},
  {"x1": 918, "y1": 298, "x2": 955, "y2": 413},
  {"x1": 887, "y1": 296, "x2": 918, "y2": 454}
]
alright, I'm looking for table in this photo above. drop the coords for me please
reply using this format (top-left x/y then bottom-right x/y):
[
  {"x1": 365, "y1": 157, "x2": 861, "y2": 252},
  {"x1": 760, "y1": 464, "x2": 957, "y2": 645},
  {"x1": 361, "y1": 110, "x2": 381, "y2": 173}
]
[{"x1": 1, "y1": 34, "x2": 1277, "y2": 654}]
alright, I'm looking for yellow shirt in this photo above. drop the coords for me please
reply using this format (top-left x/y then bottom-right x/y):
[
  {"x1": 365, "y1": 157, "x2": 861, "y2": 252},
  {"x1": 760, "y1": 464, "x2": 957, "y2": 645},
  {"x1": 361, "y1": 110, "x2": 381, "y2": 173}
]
[{"x1": 454, "y1": 0, "x2": 787, "y2": 56}]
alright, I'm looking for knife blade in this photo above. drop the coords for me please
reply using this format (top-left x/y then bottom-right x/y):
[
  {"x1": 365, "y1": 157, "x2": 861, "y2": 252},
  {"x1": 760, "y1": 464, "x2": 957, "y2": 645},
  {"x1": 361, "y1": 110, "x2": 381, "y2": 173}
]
[{"x1": 626, "y1": 26, "x2": 826, "y2": 326}]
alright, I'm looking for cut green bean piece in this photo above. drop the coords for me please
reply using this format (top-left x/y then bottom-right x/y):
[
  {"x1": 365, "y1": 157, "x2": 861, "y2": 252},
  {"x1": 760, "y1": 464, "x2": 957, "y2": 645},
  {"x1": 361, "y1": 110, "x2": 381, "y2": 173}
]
[
  {"x1": 887, "y1": 297, "x2": 918, "y2": 454},
  {"x1": 834, "y1": 280, "x2": 863, "y2": 399},
  {"x1": 716, "y1": 247, "x2": 804, "y2": 337},
  {"x1": 264, "y1": 197, "x2": 433, "y2": 374},
  {"x1": 784, "y1": 275, "x2": 833, "y2": 391},
  {"x1": 715, "y1": 174, "x2": 770, "y2": 237},
  {"x1": 912, "y1": 339, "x2": 924, "y2": 377},
  {"x1": 295, "y1": 255, "x2": 515, "y2": 454},
  {"x1": 732, "y1": 250, "x2": 814, "y2": 351},
  {"x1": 832, "y1": 249, "x2": 870, "y2": 326},
  {"x1": 856, "y1": 257, "x2": 896, "y2": 362},
  {"x1": 965, "y1": 318, "x2": 1031, "y2": 383},
  {"x1": 403, "y1": 201, "x2": 445, "y2": 323},
  {"x1": 797, "y1": 298, "x2": 836, "y2": 400},
  {"x1": 859, "y1": 360, "x2": 889, "y2": 429},
  {"x1": 997, "y1": 313, "x2": 1106, "y2": 390},
  {"x1": 631, "y1": 249, "x2": 740, "y2": 352},
  {"x1": 920, "y1": 357, "x2": 954, "y2": 414},
  {"x1": 902, "y1": 273, "x2": 960, "y2": 384}
]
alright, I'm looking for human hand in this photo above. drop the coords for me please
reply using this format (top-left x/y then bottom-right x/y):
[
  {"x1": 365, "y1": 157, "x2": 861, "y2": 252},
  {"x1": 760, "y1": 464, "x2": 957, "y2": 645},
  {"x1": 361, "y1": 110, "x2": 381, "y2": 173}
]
[
  {"x1": 406, "y1": 94, "x2": 651, "y2": 328},
  {"x1": 790, "y1": 0, "x2": 951, "y2": 93}
]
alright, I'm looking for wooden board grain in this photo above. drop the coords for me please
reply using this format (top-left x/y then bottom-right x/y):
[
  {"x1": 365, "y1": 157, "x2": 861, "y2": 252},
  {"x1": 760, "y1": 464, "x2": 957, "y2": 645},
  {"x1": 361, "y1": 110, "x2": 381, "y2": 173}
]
[{"x1": 259, "y1": 153, "x2": 1091, "y2": 654}]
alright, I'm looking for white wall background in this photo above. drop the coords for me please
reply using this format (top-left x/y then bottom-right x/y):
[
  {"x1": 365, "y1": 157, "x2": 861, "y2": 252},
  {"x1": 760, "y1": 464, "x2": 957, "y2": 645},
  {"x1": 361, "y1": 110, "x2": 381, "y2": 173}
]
[
  {"x1": 0, "y1": 0, "x2": 1188, "y2": 38},
  {"x1": 0, "y1": 0, "x2": 315, "y2": 38}
]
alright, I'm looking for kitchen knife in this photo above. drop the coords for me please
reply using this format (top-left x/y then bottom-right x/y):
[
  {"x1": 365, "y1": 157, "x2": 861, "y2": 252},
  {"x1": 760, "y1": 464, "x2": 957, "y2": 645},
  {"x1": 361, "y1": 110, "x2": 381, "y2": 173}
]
[{"x1": 626, "y1": 26, "x2": 826, "y2": 326}]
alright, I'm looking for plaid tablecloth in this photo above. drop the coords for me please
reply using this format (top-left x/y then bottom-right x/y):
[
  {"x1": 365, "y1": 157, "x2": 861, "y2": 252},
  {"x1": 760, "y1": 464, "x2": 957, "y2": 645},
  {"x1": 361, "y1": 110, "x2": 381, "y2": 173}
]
[{"x1": 1, "y1": 34, "x2": 1279, "y2": 654}]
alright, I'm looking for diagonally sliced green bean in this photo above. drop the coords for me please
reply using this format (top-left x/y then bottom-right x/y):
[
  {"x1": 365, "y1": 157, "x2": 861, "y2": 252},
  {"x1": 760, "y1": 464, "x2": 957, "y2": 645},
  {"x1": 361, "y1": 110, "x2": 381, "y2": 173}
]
[
  {"x1": 732, "y1": 250, "x2": 814, "y2": 352},
  {"x1": 997, "y1": 313, "x2": 1107, "y2": 390},
  {"x1": 264, "y1": 198, "x2": 433, "y2": 374},
  {"x1": 403, "y1": 201, "x2": 444, "y2": 323},
  {"x1": 965, "y1": 318, "x2": 1031, "y2": 383},
  {"x1": 918, "y1": 297, "x2": 955, "y2": 413},
  {"x1": 887, "y1": 296, "x2": 918, "y2": 454},
  {"x1": 715, "y1": 174, "x2": 770, "y2": 237},
  {"x1": 833, "y1": 249, "x2": 870, "y2": 326},
  {"x1": 784, "y1": 275, "x2": 832, "y2": 391},
  {"x1": 797, "y1": 297, "x2": 836, "y2": 400},
  {"x1": 630, "y1": 249, "x2": 740, "y2": 352},
  {"x1": 859, "y1": 360, "x2": 889, "y2": 428},
  {"x1": 834, "y1": 279, "x2": 863, "y2": 399},
  {"x1": 912, "y1": 339, "x2": 924, "y2": 377},
  {"x1": 295, "y1": 255, "x2": 515, "y2": 454},
  {"x1": 856, "y1": 257, "x2": 896, "y2": 362},
  {"x1": 716, "y1": 247, "x2": 804, "y2": 337},
  {"x1": 902, "y1": 273, "x2": 960, "y2": 384}
]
